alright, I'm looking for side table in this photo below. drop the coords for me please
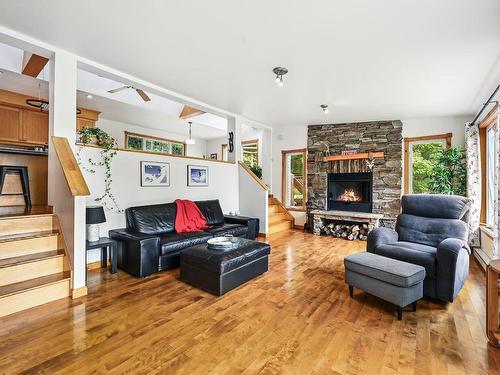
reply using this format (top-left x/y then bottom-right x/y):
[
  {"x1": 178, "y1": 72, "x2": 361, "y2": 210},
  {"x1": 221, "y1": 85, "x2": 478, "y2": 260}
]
[
  {"x1": 487, "y1": 259, "x2": 500, "y2": 347},
  {"x1": 86, "y1": 237, "x2": 118, "y2": 274}
]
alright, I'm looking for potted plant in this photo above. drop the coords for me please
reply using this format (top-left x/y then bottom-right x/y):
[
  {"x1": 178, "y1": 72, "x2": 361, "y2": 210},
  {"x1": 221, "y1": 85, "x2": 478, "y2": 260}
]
[{"x1": 77, "y1": 127, "x2": 121, "y2": 212}]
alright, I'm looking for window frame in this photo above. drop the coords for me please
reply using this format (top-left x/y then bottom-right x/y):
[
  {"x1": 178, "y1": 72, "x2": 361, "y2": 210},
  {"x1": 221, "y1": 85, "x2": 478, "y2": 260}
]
[
  {"x1": 479, "y1": 105, "x2": 499, "y2": 227},
  {"x1": 403, "y1": 133, "x2": 452, "y2": 194},
  {"x1": 281, "y1": 148, "x2": 307, "y2": 211},
  {"x1": 124, "y1": 131, "x2": 186, "y2": 156},
  {"x1": 241, "y1": 139, "x2": 259, "y2": 167}
]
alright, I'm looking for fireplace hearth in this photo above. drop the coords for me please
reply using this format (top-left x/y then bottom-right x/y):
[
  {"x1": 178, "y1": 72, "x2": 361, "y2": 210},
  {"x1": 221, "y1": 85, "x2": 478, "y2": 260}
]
[{"x1": 327, "y1": 172, "x2": 372, "y2": 213}]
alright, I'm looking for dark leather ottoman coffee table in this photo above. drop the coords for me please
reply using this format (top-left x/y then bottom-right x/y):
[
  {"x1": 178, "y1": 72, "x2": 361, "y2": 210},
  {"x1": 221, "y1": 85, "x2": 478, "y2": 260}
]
[{"x1": 180, "y1": 239, "x2": 271, "y2": 296}]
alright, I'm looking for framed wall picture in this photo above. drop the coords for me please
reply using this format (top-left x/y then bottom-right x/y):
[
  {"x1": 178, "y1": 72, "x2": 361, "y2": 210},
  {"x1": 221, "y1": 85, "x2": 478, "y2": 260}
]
[
  {"x1": 141, "y1": 161, "x2": 170, "y2": 187},
  {"x1": 187, "y1": 165, "x2": 208, "y2": 186},
  {"x1": 210, "y1": 153, "x2": 218, "y2": 160}
]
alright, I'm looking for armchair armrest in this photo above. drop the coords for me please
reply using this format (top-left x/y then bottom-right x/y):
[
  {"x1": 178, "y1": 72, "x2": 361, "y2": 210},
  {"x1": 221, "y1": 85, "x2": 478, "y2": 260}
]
[
  {"x1": 436, "y1": 238, "x2": 470, "y2": 302},
  {"x1": 367, "y1": 227, "x2": 398, "y2": 253},
  {"x1": 224, "y1": 215, "x2": 260, "y2": 240},
  {"x1": 109, "y1": 229, "x2": 160, "y2": 277}
]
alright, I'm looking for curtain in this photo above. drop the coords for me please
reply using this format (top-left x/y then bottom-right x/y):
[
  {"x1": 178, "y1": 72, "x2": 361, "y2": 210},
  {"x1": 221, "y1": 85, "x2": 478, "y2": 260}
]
[
  {"x1": 495, "y1": 108, "x2": 500, "y2": 257},
  {"x1": 465, "y1": 122, "x2": 481, "y2": 247}
]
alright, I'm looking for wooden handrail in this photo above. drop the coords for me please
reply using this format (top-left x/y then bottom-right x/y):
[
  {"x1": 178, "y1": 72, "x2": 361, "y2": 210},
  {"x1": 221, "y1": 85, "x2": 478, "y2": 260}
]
[
  {"x1": 52, "y1": 136, "x2": 90, "y2": 196},
  {"x1": 238, "y1": 162, "x2": 269, "y2": 191}
]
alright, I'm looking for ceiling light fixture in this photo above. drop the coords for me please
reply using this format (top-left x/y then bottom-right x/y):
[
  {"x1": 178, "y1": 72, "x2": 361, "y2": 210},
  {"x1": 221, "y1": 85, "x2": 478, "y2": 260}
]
[
  {"x1": 86, "y1": 94, "x2": 93, "y2": 99},
  {"x1": 320, "y1": 104, "x2": 329, "y2": 114},
  {"x1": 273, "y1": 67, "x2": 288, "y2": 87},
  {"x1": 186, "y1": 121, "x2": 196, "y2": 145}
]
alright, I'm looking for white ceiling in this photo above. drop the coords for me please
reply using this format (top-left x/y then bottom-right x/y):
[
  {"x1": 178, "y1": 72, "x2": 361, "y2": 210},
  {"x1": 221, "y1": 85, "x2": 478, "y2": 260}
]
[
  {"x1": 0, "y1": 43, "x2": 227, "y2": 140},
  {"x1": 0, "y1": 1, "x2": 499, "y2": 126}
]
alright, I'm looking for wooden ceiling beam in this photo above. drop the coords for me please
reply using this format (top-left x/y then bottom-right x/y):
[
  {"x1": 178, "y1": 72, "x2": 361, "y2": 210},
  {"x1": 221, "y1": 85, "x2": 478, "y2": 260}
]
[
  {"x1": 179, "y1": 105, "x2": 205, "y2": 119},
  {"x1": 22, "y1": 52, "x2": 49, "y2": 78}
]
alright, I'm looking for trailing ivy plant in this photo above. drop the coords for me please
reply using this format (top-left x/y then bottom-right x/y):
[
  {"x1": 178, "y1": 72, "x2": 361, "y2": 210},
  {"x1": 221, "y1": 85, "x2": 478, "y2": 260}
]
[
  {"x1": 428, "y1": 146, "x2": 467, "y2": 196},
  {"x1": 249, "y1": 164, "x2": 263, "y2": 179},
  {"x1": 76, "y1": 127, "x2": 122, "y2": 212}
]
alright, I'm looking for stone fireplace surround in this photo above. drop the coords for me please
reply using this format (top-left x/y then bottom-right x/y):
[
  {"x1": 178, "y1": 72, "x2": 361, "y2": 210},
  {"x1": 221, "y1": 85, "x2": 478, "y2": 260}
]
[{"x1": 307, "y1": 120, "x2": 403, "y2": 227}]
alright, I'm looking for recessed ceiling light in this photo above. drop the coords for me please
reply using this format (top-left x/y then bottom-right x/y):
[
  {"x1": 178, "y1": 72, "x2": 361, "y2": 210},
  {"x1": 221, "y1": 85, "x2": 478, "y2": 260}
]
[
  {"x1": 86, "y1": 94, "x2": 93, "y2": 99},
  {"x1": 273, "y1": 67, "x2": 288, "y2": 87},
  {"x1": 320, "y1": 104, "x2": 329, "y2": 114}
]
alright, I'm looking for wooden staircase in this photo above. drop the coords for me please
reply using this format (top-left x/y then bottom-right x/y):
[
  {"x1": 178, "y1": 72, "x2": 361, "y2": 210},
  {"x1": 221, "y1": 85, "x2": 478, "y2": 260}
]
[
  {"x1": 268, "y1": 196, "x2": 294, "y2": 235},
  {"x1": 0, "y1": 206, "x2": 71, "y2": 318}
]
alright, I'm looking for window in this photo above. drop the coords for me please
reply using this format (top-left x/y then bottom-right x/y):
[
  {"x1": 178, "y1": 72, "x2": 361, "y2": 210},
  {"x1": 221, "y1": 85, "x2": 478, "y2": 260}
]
[
  {"x1": 404, "y1": 133, "x2": 452, "y2": 194},
  {"x1": 282, "y1": 149, "x2": 307, "y2": 210},
  {"x1": 125, "y1": 131, "x2": 185, "y2": 156},
  {"x1": 479, "y1": 106, "x2": 498, "y2": 227},
  {"x1": 241, "y1": 139, "x2": 259, "y2": 167},
  {"x1": 485, "y1": 124, "x2": 497, "y2": 226}
]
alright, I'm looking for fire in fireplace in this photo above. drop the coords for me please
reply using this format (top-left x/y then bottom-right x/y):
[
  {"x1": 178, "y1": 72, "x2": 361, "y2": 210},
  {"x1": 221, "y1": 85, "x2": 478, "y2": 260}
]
[
  {"x1": 337, "y1": 188, "x2": 361, "y2": 202},
  {"x1": 327, "y1": 172, "x2": 372, "y2": 212}
]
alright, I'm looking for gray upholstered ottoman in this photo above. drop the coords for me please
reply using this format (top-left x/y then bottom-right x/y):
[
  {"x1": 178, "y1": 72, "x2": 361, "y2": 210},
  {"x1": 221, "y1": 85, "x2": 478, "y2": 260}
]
[{"x1": 344, "y1": 252, "x2": 426, "y2": 320}]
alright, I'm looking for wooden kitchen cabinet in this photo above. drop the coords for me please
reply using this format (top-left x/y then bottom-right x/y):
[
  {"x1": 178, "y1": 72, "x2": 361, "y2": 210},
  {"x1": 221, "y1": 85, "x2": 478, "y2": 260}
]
[
  {"x1": 22, "y1": 110, "x2": 49, "y2": 145},
  {"x1": 0, "y1": 105, "x2": 22, "y2": 143},
  {"x1": 76, "y1": 117, "x2": 96, "y2": 131}
]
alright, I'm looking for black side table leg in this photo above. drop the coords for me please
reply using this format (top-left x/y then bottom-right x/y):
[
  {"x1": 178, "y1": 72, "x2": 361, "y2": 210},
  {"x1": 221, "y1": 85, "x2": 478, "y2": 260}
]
[
  {"x1": 101, "y1": 247, "x2": 108, "y2": 269},
  {"x1": 110, "y1": 243, "x2": 117, "y2": 274}
]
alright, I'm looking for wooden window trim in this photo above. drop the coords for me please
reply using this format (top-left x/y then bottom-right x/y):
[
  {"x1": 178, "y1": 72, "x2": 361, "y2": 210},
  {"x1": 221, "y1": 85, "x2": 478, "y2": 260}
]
[
  {"x1": 124, "y1": 131, "x2": 186, "y2": 156},
  {"x1": 479, "y1": 105, "x2": 499, "y2": 224},
  {"x1": 241, "y1": 139, "x2": 259, "y2": 166},
  {"x1": 221, "y1": 144, "x2": 227, "y2": 161},
  {"x1": 403, "y1": 132, "x2": 452, "y2": 194},
  {"x1": 281, "y1": 148, "x2": 307, "y2": 211}
]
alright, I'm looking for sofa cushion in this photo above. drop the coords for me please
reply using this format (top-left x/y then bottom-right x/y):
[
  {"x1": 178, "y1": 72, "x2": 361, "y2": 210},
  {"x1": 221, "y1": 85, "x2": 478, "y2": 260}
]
[
  {"x1": 196, "y1": 200, "x2": 225, "y2": 226},
  {"x1": 373, "y1": 241, "x2": 437, "y2": 278},
  {"x1": 205, "y1": 223, "x2": 248, "y2": 238},
  {"x1": 396, "y1": 214, "x2": 468, "y2": 248},
  {"x1": 401, "y1": 194, "x2": 471, "y2": 220},
  {"x1": 159, "y1": 232, "x2": 212, "y2": 255},
  {"x1": 344, "y1": 252, "x2": 425, "y2": 288},
  {"x1": 126, "y1": 203, "x2": 177, "y2": 235}
]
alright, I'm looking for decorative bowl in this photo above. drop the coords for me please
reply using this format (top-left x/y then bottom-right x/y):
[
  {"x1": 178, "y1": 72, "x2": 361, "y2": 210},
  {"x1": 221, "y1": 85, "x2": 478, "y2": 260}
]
[{"x1": 207, "y1": 236, "x2": 240, "y2": 250}]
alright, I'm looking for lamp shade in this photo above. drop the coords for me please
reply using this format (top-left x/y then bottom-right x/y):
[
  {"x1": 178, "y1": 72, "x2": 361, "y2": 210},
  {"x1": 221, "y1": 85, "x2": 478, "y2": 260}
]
[{"x1": 86, "y1": 206, "x2": 106, "y2": 224}]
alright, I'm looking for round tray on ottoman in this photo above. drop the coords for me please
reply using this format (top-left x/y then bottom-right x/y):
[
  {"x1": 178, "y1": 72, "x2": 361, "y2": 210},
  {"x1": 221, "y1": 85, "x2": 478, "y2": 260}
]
[{"x1": 180, "y1": 238, "x2": 271, "y2": 296}]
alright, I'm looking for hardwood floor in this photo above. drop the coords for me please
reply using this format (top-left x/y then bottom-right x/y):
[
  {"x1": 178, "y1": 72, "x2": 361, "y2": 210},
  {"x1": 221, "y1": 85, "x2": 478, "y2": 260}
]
[{"x1": 0, "y1": 230, "x2": 499, "y2": 374}]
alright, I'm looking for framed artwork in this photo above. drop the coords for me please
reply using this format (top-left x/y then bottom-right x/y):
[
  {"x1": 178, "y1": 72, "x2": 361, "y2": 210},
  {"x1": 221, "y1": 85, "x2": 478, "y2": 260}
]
[
  {"x1": 187, "y1": 165, "x2": 208, "y2": 186},
  {"x1": 141, "y1": 161, "x2": 170, "y2": 187},
  {"x1": 210, "y1": 153, "x2": 218, "y2": 160}
]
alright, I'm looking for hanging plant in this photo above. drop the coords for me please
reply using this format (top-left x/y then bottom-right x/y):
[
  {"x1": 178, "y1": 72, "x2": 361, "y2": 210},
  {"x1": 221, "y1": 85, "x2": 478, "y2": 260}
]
[{"x1": 76, "y1": 127, "x2": 122, "y2": 212}]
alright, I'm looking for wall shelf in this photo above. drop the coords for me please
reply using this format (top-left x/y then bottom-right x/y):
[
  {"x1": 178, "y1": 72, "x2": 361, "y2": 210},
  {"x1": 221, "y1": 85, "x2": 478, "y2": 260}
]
[{"x1": 322, "y1": 152, "x2": 384, "y2": 162}]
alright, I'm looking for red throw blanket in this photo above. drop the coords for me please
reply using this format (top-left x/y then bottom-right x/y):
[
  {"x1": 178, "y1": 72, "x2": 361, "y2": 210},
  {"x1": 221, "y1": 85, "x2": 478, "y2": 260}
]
[{"x1": 175, "y1": 199, "x2": 208, "y2": 233}]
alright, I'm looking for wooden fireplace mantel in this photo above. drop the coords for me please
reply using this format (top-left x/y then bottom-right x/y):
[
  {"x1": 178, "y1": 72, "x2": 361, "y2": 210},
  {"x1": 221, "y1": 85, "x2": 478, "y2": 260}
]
[{"x1": 322, "y1": 152, "x2": 384, "y2": 162}]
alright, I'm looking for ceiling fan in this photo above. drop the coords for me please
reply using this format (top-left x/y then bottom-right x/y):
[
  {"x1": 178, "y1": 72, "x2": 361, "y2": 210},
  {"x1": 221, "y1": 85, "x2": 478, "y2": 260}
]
[{"x1": 107, "y1": 85, "x2": 151, "y2": 102}]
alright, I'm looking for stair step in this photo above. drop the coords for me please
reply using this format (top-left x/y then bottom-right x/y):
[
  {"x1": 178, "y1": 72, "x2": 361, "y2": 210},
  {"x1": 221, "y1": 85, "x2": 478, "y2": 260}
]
[
  {"x1": 0, "y1": 272, "x2": 71, "y2": 317},
  {"x1": 0, "y1": 231, "x2": 60, "y2": 260},
  {"x1": 0, "y1": 249, "x2": 64, "y2": 268},
  {"x1": 269, "y1": 219, "x2": 294, "y2": 234},
  {"x1": 0, "y1": 229, "x2": 59, "y2": 243},
  {"x1": 268, "y1": 204, "x2": 280, "y2": 213},
  {"x1": 0, "y1": 215, "x2": 54, "y2": 237},
  {"x1": 0, "y1": 250, "x2": 66, "y2": 287},
  {"x1": 269, "y1": 212, "x2": 291, "y2": 223}
]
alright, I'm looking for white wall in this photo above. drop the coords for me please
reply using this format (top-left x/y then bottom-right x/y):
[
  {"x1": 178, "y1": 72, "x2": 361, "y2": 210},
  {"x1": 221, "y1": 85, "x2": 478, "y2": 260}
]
[
  {"x1": 81, "y1": 146, "x2": 239, "y2": 262},
  {"x1": 97, "y1": 118, "x2": 207, "y2": 157},
  {"x1": 271, "y1": 116, "x2": 470, "y2": 226},
  {"x1": 238, "y1": 163, "x2": 268, "y2": 234},
  {"x1": 401, "y1": 115, "x2": 470, "y2": 146},
  {"x1": 206, "y1": 137, "x2": 227, "y2": 160}
]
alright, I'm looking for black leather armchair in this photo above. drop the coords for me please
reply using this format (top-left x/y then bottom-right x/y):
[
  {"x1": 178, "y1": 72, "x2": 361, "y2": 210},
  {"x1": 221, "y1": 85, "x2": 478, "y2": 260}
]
[{"x1": 110, "y1": 200, "x2": 259, "y2": 277}]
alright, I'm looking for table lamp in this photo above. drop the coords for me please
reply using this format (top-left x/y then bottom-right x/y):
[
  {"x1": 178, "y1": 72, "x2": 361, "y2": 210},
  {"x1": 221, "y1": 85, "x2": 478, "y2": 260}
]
[{"x1": 86, "y1": 205, "x2": 106, "y2": 242}]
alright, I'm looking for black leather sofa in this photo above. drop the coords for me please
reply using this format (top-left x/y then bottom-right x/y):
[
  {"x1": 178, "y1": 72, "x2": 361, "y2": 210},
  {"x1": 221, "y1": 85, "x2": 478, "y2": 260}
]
[{"x1": 109, "y1": 200, "x2": 259, "y2": 277}]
